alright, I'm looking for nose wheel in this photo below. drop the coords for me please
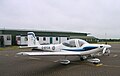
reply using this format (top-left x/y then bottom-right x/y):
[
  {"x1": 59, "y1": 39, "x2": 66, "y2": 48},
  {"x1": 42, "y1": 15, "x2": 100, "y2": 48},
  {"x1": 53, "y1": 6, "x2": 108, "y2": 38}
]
[{"x1": 104, "y1": 49, "x2": 110, "y2": 56}]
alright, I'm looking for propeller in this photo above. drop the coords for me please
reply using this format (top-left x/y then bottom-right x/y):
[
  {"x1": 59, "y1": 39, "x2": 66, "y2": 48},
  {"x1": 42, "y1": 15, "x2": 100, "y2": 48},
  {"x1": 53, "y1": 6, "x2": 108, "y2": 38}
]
[{"x1": 102, "y1": 47, "x2": 106, "y2": 54}]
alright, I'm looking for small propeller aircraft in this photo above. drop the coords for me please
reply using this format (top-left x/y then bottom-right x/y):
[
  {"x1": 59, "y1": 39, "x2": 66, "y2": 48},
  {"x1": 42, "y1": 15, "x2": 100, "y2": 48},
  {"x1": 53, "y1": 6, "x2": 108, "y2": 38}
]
[{"x1": 17, "y1": 32, "x2": 111, "y2": 64}]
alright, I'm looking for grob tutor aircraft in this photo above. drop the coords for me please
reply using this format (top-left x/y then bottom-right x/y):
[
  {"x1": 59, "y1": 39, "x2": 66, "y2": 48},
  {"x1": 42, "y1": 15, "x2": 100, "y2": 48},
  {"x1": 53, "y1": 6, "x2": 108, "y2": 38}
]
[{"x1": 17, "y1": 32, "x2": 111, "y2": 65}]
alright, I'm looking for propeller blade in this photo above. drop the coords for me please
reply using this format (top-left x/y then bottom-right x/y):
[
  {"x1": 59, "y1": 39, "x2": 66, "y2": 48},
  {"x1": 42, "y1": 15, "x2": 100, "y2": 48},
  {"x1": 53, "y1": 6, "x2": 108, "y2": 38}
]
[{"x1": 103, "y1": 47, "x2": 106, "y2": 54}]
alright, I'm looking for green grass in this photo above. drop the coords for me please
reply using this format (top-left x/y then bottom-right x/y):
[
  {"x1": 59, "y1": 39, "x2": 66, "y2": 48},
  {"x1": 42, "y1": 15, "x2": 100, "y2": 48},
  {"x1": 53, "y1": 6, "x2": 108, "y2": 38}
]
[
  {"x1": 0, "y1": 46, "x2": 31, "y2": 51},
  {"x1": 0, "y1": 46, "x2": 19, "y2": 51},
  {"x1": 98, "y1": 42, "x2": 120, "y2": 44}
]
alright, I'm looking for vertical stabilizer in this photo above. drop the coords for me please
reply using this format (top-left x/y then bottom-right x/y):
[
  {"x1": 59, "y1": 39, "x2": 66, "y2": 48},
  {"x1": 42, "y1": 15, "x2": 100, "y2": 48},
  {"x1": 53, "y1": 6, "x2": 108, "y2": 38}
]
[{"x1": 27, "y1": 32, "x2": 39, "y2": 47}]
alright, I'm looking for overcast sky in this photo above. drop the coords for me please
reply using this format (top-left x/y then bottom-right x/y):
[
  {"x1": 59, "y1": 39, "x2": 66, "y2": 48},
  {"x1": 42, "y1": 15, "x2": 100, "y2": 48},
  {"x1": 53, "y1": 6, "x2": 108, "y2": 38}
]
[{"x1": 0, "y1": 0, "x2": 120, "y2": 38}]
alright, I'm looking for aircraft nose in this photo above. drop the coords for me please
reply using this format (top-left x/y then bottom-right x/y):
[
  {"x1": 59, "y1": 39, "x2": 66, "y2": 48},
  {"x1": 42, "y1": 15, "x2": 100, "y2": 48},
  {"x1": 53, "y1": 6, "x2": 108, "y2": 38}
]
[
  {"x1": 99, "y1": 44, "x2": 111, "y2": 49},
  {"x1": 105, "y1": 45, "x2": 111, "y2": 48}
]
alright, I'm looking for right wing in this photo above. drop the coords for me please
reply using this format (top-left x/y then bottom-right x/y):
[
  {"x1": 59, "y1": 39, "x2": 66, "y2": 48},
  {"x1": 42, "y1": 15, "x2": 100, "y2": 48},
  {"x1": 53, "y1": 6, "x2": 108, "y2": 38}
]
[{"x1": 17, "y1": 51, "x2": 81, "y2": 56}]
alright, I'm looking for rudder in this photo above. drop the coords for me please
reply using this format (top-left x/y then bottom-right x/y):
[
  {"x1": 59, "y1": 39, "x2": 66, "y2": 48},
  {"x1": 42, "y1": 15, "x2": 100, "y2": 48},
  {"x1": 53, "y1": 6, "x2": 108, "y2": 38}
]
[{"x1": 27, "y1": 32, "x2": 39, "y2": 47}]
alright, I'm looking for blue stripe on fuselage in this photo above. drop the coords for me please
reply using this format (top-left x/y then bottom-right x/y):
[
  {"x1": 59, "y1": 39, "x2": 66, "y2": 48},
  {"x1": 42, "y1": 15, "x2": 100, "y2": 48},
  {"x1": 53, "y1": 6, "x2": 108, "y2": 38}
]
[{"x1": 62, "y1": 46, "x2": 98, "y2": 52}]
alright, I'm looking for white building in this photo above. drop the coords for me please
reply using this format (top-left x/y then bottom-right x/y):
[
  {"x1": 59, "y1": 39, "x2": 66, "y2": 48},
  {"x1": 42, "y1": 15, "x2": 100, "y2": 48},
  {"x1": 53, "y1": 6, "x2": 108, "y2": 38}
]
[
  {"x1": 0, "y1": 34, "x2": 12, "y2": 46},
  {"x1": 16, "y1": 36, "x2": 69, "y2": 45}
]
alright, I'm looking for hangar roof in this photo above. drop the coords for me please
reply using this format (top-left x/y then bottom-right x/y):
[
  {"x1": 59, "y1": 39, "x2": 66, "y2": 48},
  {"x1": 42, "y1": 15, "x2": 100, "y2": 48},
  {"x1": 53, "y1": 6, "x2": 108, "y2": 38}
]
[{"x1": 0, "y1": 29, "x2": 88, "y2": 37}]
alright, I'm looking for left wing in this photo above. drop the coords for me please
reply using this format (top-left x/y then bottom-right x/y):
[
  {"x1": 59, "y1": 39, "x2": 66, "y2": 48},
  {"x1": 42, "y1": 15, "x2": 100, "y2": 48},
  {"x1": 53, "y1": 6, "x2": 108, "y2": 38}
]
[{"x1": 17, "y1": 51, "x2": 81, "y2": 56}]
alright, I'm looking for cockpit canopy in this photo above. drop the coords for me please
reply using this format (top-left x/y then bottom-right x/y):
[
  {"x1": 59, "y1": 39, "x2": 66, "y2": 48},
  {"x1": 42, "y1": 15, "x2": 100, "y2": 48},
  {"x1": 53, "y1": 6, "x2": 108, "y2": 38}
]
[{"x1": 62, "y1": 39, "x2": 88, "y2": 47}]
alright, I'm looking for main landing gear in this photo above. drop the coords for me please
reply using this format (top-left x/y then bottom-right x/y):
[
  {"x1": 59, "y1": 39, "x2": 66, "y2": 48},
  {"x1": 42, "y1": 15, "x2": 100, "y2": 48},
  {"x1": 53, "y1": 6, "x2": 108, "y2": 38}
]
[{"x1": 59, "y1": 56, "x2": 70, "y2": 65}]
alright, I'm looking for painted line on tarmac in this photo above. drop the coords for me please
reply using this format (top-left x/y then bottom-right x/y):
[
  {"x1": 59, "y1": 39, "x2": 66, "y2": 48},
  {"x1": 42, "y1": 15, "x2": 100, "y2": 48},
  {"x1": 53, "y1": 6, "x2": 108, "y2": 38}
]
[
  {"x1": 5, "y1": 54, "x2": 9, "y2": 57},
  {"x1": 103, "y1": 64, "x2": 120, "y2": 68},
  {"x1": 14, "y1": 55, "x2": 19, "y2": 57},
  {"x1": 28, "y1": 57, "x2": 41, "y2": 60},
  {"x1": 113, "y1": 54, "x2": 118, "y2": 57},
  {"x1": 91, "y1": 63, "x2": 120, "y2": 68},
  {"x1": 96, "y1": 63, "x2": 103, "y2": 67}
]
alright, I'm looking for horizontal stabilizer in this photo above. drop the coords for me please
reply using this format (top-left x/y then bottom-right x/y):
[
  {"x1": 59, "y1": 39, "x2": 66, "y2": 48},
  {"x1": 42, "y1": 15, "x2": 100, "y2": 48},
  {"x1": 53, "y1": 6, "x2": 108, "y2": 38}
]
[{"x1": 19, "y1": 46, "x2": 38, "y2": 49}]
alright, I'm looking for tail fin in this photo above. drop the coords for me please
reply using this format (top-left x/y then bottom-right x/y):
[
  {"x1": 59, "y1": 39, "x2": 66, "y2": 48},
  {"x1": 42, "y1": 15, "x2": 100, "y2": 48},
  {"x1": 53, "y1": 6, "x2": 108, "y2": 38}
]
[{"x1": 27, "y1": 32, "x2": 40, "y2": 47}]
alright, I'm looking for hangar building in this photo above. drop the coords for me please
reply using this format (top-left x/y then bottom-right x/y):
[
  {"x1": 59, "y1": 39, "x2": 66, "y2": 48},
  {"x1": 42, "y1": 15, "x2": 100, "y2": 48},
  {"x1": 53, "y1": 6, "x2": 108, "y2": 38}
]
[{"x1": 0, "y1": 29, "x2": 98, "y2": 46}]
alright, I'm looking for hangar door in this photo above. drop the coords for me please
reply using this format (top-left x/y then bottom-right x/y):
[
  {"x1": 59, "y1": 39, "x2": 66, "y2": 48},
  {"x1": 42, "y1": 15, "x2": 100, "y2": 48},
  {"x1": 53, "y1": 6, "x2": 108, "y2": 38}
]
[
  {"x1": 0, "y1": 36, "x2": 4, "y2": 47},
  {"x1": 50, "y1": 37, "x2": 52, "y2": 44}
]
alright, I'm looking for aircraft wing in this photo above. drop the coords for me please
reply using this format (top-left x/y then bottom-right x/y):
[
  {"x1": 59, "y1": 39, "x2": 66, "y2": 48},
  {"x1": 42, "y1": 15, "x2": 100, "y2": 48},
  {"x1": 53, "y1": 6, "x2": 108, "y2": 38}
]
[{"x1": 17, "y1": 51, "x2": 81, "y2": 56}]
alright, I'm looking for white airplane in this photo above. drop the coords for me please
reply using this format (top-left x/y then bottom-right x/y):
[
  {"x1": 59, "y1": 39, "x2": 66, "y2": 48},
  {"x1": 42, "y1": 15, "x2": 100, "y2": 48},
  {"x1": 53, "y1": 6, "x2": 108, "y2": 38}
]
[{"x1": 17, "y1": 32, "x2": 111, "y2": 64}]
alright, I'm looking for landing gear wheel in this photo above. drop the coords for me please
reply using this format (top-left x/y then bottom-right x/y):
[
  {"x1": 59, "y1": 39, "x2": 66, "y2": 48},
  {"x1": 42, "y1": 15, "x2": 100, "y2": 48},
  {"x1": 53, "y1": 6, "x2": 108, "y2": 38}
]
[{"x1": 60, "y1": 60, "x2": 70, "y2": 65}]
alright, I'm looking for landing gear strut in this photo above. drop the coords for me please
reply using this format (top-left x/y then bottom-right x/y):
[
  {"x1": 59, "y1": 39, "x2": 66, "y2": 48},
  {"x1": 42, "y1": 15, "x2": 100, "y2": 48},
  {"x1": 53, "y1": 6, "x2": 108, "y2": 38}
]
[{"x1": 80, "y1": 56, "x2": 87, "y2": 61}]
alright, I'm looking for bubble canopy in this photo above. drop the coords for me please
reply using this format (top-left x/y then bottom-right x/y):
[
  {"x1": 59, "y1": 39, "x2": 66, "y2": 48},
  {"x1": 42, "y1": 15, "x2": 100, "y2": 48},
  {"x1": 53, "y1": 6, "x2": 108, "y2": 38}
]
[{"x1": 62, "y1": 39, "x2": 89, "y2": 47}]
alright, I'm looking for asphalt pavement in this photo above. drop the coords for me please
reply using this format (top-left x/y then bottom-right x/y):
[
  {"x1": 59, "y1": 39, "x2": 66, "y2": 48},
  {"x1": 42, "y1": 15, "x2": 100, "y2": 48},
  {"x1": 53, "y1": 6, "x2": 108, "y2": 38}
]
[{"x1": 0, "y1": 43, "x2": 120, "y2": 76}]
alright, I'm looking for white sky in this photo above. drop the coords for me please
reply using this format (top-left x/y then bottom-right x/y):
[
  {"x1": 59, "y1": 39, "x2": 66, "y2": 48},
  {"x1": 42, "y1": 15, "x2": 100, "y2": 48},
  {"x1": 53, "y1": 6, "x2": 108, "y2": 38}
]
[{"x1": 0, "y1": 0, "x2": 120, "y2": 39}]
